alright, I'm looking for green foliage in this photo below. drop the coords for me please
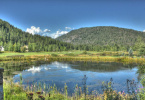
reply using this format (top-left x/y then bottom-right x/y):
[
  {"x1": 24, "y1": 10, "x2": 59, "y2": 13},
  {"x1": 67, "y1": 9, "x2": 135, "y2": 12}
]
[
  {"x1": 133, "y1": 36, "x2": 144, "y2": 51},
  {"x1": 140, "y1": 75, "x2": 145, "y2": 87},
  {"x1": 82, "y1": 51, "x2": 87, "y2": 54},
  {"x1": 128, "y1": 47, "x2": 133, "y2": 57},
  {"x1": 20, "y1": 46, "x2": 26, "y2": 52},
  {"x1": 65, "y1": 53, "x2": 76, "y2": 56},
  {"x1": 4, "y1": 77, "x2": 145, "y2": 100},
  {"x1": 64, "y1": 83, "x2": 68, "y2": 99},
  {"x1": 137, "y1": 75, "x2": 145, "y2": 100},
  {"x1": 57, "y1": 26, "x2": 145, "y2": 48},
  {"x1": 51, "y1": 53, "x2": 58, "y2": 57},
  {"x1": 20, "y1": 73, "x2": 23, "y2": 85},
  {"x1": 74, "y1": 84, "x2": 79, "y2": 99},
  {"x1": 2, "y1": 19, "x2": 145, "y2": 52},
  {"x1": 0, "y1": 19, "x2": 74, "y2": 52},
  {"x1": 139, "y1": 45, "x2": 145, "y2": 56}
]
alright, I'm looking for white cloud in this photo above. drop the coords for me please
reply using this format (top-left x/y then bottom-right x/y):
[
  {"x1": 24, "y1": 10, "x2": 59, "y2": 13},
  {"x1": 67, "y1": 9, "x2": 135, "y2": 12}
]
[
  {"x1": 51, "y1": 30, "x2": 68, "y2": 38},
  {"x1": 26, "y1": 26, "x2": 51, "y2": 35},
  {"x1": 26, "y1": 26, "x2": 42, "y2": 35},
  {"x1": 143, "y1": 30, "x2": 145, "y2": 32},
  {"x1": 44, "y1": 29, "x2": 51, "y2": 32},
  {"x1": 65, "y1": 27, "x2": 72, "y2": 30},
  {"x1": 65, "y1": 27, "x2": 74, "y2": 30}
]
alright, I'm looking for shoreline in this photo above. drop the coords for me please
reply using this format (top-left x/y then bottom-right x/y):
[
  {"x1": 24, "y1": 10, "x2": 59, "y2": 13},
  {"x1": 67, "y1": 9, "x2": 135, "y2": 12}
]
[{"x1": 0, "y1": 55, "x2": 144, "y2": 64}]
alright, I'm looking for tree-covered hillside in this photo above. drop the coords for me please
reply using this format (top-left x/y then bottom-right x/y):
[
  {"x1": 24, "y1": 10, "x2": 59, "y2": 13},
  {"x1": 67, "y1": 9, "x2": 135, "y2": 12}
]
[
  {"x1": 57, "y1": 26, "x2": 145, "y2": 46},
  {"x1": 1, "y1": 19, "x2": 145, "y2": 52},
  {"x1": 0, "y1": 19, "x2": 75, "y2": 52}
]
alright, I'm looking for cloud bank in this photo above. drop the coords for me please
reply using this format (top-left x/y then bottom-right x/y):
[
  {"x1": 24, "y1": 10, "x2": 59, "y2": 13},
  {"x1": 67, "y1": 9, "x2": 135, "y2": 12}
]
[
  {"x1": 143, "y1": 30, "x2": 145, "y2": 32},
  {"x1": 48, "y1": 26, "x2": 74, "y2": 38},
  {"x1": 51, "y1": 31, "x2": 68, "y2": 38},
  {"x1": 26, "y1": 26, "x2": 50, "y2": 35},
  {"x1": 26, "y1": 26, "x2": 42, "y2": 35},
  {"x1": 44, "y1": 29, "x2": 51, "y2": 32},
  {"x1": 26, "y1": 26, "x2": 74, "y2": 38}
]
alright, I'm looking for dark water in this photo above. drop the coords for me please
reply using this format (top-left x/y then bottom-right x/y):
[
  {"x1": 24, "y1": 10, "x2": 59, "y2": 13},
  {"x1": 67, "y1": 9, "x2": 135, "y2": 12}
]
[{"x1": 1, "y1": 61, "x2": 143, "y2": 95}]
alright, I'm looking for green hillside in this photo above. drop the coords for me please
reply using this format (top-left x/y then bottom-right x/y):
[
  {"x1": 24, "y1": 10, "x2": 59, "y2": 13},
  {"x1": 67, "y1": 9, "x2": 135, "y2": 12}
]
[
  {"x1": 1, "y1": 19, "x2": 145, "y2": 52},
  {"x1": 0, "y1": 19, "x2": 74, "y2": 52},
  {"x1": 57, "y1": 26, "x2": 145, "y2": 46}
]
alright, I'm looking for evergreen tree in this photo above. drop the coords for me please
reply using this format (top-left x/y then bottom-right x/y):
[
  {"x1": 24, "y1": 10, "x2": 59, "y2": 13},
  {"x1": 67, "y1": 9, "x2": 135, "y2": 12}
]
[
  {"x1": 139, "y1": 45, "x2": 145, "y2": 56},
  {"x1": 128, "y1": 47, "x2": 133, "y2": 57}
]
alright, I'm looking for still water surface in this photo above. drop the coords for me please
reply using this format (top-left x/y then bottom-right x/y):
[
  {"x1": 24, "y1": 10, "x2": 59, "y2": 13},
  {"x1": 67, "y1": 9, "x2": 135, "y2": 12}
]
[{"x1": 10, "y1": 61, "x2": 142, "y2": 95}]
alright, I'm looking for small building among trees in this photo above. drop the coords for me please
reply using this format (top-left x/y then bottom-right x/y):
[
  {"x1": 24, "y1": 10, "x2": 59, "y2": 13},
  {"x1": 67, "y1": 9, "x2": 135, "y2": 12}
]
[
  {"x1": 0, "y1": 46, "x2": 4, "y2": 52},
  {"x1": 20, "y1": 45, "x2": 28, "y2": 52}
]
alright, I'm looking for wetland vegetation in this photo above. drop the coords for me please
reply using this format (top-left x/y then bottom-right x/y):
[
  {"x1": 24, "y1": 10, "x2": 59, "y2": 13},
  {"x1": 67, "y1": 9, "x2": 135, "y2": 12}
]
[{"x1": 2, "y1": 59, "x2": 145, "y2": 100}]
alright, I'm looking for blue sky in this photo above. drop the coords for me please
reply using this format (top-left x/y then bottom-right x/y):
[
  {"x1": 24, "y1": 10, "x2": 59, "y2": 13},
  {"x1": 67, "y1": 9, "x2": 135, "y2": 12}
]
[{"x1": 0, "y1": 0, "x2": 145, "y2": 38}]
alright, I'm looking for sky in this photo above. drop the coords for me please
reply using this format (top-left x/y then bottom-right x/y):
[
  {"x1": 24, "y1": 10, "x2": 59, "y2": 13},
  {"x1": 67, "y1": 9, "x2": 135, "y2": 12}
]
[{"x1": 0, "y1": 0, "x2": 145, "y2": 38}]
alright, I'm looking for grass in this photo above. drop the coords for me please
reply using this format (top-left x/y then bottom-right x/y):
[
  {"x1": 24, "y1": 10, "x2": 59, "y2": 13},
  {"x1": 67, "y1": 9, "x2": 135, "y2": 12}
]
[
  {"x1": 0, "y1": 50, "x2": 138, "y2": 57},
  {"x1": 0, "y1": 50, "x2": 90, "y2": 57},
  {"x1": 0, "y1": 53, "x2": 145, "y2": 65}
]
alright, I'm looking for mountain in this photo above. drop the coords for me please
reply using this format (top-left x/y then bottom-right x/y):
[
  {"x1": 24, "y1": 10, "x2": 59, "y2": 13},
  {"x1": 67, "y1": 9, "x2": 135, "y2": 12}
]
[
  {"x1": 1, "y1": 19, "x2": 145, "y2": 52},
  {"x1": 0, "y1": 19, "x2": 74, "y2": 52},
  {"x1": 57, "y1": 26, "x2": 145, "y2": 46}
]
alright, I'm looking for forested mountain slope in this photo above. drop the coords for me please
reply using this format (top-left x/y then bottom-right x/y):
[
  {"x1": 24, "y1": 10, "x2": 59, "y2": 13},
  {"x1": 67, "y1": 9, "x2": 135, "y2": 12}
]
[
  {"x1": 1, "y1": 19, "x2": 145, "y2": 52},
  {"x1": 0, "y1": 19, "x2": 74, "y2": 52},
  {"x1": 57, "y1": 26, "x2": 145, "y2": 46}
]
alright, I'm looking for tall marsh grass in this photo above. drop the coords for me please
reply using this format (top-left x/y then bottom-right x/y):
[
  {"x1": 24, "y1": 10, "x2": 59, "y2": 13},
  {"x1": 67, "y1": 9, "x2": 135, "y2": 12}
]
[
  {"x1": 3, "y1": 75, "x2": 145, "y2": 100},
  {"x1": 0, "y1": 53, "x2": 145, "y2": 65}
]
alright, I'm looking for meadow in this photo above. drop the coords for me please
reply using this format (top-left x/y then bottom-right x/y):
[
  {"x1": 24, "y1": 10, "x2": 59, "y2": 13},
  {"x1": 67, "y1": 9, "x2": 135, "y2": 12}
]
[
  {"x1": 0, "y1": 50, "x2": 138, "y2": 57},
  {"x1": 0, "y1": 50, "x2": 141, "y2": 62}
]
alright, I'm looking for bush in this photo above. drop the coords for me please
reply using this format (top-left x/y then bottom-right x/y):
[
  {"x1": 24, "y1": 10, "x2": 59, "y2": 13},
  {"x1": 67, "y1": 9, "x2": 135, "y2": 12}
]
[
  {"x1": 65, "y1": 53, "x2": 76, "y2": 56},
  {"x1": 128, "y1": 47, "x2": 133, "y2": 57},
  {"x1": 101, "y1": 52, "x2": 106, "y2": 56},
  {"x1": 137, "y1": 75, "x2": 145, "y2": 99},
  {"x1": 51, "y1": 53, "x2": 58, "y2": 57},
  {"x1": 82, "y1": 51, "x2": 87, "y2": 54}
]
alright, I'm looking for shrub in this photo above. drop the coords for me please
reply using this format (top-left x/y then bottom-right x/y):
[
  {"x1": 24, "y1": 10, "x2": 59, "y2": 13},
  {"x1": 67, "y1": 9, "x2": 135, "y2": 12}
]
[
  {"x1": 65, "y1": 53, "x2": 76, "y2": 56},
  {"x1": 82, "y1": 51, "x2": 87, "y2": 54},
  {"x1": 137, "y1": 75, "x2": 145, "y2": 99},
  {"x1": 51, "y1": 53, "x2": 58, "y2": 57},
  {"x1": 128, "y1": 47, "x2": 133, "y2": 57}
]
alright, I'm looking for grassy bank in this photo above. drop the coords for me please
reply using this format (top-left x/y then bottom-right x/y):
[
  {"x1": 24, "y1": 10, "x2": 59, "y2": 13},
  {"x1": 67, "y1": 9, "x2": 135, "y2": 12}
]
[
  {"x1": 0, "y1": 50, "x2": 138, "y2": 57},
  {"x1": 0, "y1": 55, "x2": 145, "y2": 65},
  {"x1": 0, "y1": 51, "x2": 144, "y2": 64}
]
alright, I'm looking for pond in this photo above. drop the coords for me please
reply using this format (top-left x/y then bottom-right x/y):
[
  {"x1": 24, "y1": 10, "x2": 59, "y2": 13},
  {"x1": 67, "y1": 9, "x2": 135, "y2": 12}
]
[{"x1": 1, "y1": 61, "x2": 143, "y2": 95}]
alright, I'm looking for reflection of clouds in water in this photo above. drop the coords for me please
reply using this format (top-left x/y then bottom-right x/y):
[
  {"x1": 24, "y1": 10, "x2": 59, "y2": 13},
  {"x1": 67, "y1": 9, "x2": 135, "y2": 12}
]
[
  {"x1": 44, "y1": 67, "x2": 51, "y2": 70},
  {"x1": 27, "y1": 66, "x2": 51, "y2": 74},
  {"x1": 52, "y1": 61, "x2": 74, "y2": 72},
  {"x1": 26, "y1": 62, "x2": 71, "y2": 74},
  {"x1": 53, "y1": 61, "x2": 69, "y2": 69},
  {"x1": 27, "y1": 66, "x2": 41, "y2": 74}
]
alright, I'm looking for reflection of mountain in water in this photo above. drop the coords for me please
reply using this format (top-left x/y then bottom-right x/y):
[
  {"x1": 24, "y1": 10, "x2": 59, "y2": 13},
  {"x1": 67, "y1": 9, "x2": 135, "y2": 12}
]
[
  {"x1": 0, "y1": 61, "x2": 140, "y2": 79},
  {"x1": 68, "y1": 61, "x2": 137, "y2": 72},
  {"x1": 0, "y1": 61, "x2": 51, "y2": 78}
]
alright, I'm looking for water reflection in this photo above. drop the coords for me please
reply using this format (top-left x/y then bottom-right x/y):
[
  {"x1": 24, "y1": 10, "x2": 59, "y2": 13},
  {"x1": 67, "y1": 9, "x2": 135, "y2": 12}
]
[{"x1": 0, "y1": 61, "x2": 143, "y2": 95}]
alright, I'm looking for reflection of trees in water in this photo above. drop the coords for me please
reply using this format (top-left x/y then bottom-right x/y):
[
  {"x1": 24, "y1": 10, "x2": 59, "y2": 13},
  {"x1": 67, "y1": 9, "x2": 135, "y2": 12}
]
[
  {"x1": 1, "y1": 60, "x2": 144, "y2": 83},
  {"x1": 69, "y1": 61, "x2": 137, "y2": 72},
  {"x1": 0, "y1": 61, "x2": 51, "y2": 77}
]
